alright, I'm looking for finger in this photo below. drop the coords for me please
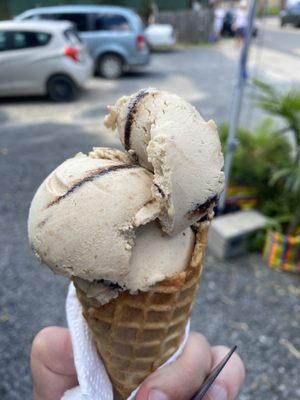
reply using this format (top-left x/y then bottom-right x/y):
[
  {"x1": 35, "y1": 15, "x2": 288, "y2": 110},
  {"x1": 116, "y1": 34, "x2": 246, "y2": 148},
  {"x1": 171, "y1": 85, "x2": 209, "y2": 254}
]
[
  {"x1": 136, "y1": 332, "x2": 212, "y2": 400},
  {"x1": 203, "y1": 346, "x2": 245, "y2": 400},
  {"x1": 31, "y1": 326, "x2": 78, "y2": 400}
]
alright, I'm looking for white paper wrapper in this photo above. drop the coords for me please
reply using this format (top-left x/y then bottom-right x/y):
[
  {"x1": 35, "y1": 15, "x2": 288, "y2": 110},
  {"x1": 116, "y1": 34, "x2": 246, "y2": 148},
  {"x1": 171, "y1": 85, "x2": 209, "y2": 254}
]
[{"x1": 62, "y1": 283, "x2": 190, "y2": 400}]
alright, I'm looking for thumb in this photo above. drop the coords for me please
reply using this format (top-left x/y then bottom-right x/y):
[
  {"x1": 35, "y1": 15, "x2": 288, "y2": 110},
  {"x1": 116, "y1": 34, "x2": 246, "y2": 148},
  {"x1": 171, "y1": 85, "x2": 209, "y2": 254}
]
[
  {"x1": 203, "y1": 346, "x2": 245, "y2": 400},
  {"x1": 136, "y1": 332, "x2": 212, "y2": 400},
  {"x1": 31, "y1": 327, "x2": 77, "y2": 400}
]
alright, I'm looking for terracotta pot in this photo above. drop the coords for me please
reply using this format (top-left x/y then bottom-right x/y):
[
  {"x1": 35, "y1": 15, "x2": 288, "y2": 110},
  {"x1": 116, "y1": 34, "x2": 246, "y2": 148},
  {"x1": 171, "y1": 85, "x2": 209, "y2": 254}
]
[{"x1": 263, "y1": 230, "x2": 300, "y2": 273}]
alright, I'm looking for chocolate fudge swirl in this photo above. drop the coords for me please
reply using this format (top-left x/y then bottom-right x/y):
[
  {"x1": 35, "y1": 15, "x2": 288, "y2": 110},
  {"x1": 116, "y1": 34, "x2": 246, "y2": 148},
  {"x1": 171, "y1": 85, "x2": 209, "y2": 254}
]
[{"x1": 124, "y1": 89, "x2": 149, "y2": 150}]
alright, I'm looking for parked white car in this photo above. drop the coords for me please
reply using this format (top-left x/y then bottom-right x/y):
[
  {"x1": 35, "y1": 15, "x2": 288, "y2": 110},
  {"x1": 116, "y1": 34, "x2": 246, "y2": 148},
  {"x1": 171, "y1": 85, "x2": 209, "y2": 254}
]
[
  {"x1": 0, "y1": 21, "x2": 93, "y2": 101},
  {"x1": 145, "y1": 24, "x2": 176, "y2": 48}
]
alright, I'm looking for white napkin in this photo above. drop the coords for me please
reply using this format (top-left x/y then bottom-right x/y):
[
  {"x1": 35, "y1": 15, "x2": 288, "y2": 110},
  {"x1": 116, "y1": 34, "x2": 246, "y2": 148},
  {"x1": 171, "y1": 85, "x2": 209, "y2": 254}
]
[{"x1": 62, "y1": 283, "x2": 190, "y2": 400}]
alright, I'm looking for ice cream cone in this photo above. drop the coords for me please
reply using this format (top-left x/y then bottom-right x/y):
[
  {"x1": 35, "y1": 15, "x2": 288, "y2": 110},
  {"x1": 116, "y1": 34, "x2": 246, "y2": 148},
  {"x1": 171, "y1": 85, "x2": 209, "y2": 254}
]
[{"x1": 73, "y1": 221, "x2": 210, "y2": 400}]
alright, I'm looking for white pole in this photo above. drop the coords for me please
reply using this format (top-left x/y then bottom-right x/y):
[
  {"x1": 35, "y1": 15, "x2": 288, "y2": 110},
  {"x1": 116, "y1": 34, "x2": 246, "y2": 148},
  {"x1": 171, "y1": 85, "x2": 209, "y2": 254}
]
[{"x1": 218, "y1": 0, "x2": 258, "y2": 212}]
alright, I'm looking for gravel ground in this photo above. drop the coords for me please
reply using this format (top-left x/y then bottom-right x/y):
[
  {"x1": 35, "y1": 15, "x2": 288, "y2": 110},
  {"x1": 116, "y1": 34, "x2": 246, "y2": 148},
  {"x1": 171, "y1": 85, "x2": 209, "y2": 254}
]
[
  {"x1": 1, "y1": 37, "x2": 300, "y2": 399},
  {"x1": 194, "y1": 254, "x2": 300, "y2": 399}
]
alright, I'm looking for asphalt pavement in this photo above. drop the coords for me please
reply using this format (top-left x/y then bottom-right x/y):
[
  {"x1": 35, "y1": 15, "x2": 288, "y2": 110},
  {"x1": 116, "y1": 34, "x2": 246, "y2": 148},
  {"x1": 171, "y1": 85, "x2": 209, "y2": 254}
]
[
  {"x1": 1, "y1": 26, "x2": 300, "y2": 400},
  {"x1": 258, "y1": 16, "x2": 300, "y2": 57}
]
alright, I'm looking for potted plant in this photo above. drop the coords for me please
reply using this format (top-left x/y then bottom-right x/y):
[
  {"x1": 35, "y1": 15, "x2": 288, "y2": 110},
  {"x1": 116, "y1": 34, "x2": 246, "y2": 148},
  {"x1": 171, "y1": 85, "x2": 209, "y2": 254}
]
[{"x1": 254, "y1": 80, "x2": 300, "y2": 273}]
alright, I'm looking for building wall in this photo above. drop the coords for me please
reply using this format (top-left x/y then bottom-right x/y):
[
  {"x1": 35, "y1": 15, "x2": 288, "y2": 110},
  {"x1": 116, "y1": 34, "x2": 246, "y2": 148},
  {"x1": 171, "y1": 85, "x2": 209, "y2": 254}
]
[{"x1": 157, "y1": 9, "x2": 213, "y2": 42}]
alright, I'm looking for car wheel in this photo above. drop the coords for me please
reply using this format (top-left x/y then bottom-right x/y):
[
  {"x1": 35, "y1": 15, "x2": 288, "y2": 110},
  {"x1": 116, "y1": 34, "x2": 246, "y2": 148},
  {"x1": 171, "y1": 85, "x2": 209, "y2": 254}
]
[
  {"x1": 47, "y1": 75, "x2": 78, "y2": 102},
  {"x1": 98, "y1": 54, "x2": 123, "y2": 79}
]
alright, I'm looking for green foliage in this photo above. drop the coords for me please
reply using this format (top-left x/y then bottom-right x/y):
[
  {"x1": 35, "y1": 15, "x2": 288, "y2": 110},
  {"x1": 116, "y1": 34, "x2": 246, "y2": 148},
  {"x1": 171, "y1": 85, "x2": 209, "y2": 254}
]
[
  {"x1": 220, "y1": 118, "x2": 291, "y2": 188},
  {"x1": 266, "y1": 6, "x2": 280, "y2": 15},
  {"x1": 257, "y1": 5, "x2": 280, "y2": 17},
  {"x1": 221, "y1": 80, "x2": 300, "y2": 245},
  {"x1": 247, "y1": 217, "x2": 285, "y2": 251},
  {"x1": 254, "y1": 79, "x2": 300, "y2": 145},
  {"x1": 253, "y1": 80, "x2": 300, "y2": 234},
  {"x1": 222, "y1": 80, "x2": 300, "y2": 236},
  {"x1": 220, "y1": 119, "x2": 293, "y2": 214}
]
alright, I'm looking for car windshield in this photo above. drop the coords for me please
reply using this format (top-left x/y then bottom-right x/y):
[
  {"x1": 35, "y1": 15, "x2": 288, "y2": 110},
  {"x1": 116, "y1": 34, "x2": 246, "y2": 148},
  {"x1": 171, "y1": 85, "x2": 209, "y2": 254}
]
[{"x1": 28, "y1": 12, "x2": 89, "y2": 32}]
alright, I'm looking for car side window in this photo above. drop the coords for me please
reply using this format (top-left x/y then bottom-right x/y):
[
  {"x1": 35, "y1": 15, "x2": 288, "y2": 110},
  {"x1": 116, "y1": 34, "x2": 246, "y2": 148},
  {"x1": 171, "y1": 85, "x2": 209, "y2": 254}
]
[
  {"x1": 36, "y1": 32, "x2": 51, "y2": 45},
  {"x1": 55, "y1": 13, "x2": 89, "y2": 32},
  {"x1": 94, "y1": 14, "x2": 130, "y2": 31},
  {"x1": 22, "y1": 15, "x2": 35, "y2": 20},
  {"x1": 0, "y1": 31, "x2": 10, "y2": 51},
  {"x1": 12, "y1": 32, "x2": 27, "y2": 49},
  {"x1": 9, "y1": 31, "x2": 51, "y2": 50},
  {"x1": 36, "y1": 13, "x2": 59, "y2": 20}
]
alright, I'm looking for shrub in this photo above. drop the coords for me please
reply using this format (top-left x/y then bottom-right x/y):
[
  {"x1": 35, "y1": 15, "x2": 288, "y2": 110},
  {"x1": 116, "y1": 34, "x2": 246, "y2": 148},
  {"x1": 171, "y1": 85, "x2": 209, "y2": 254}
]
[{"x1": 220, "y1": 118, "x2": 294, "y2": 220}]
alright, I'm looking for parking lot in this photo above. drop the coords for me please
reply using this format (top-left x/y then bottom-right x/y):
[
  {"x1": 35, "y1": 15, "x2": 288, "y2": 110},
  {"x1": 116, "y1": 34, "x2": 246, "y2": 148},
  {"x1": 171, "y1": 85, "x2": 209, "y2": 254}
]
[
  {"x1": 0, "y1": 46, "x2": 237, "y2": 126},
  {"x1": 1, "y1": 23, "x2": 300, "y2": 400}
]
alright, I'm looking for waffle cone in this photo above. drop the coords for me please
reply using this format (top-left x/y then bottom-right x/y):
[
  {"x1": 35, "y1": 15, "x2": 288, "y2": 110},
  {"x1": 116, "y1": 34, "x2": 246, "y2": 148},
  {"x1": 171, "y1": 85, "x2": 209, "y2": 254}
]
[{"x1": 74, "y1": 221, "x2": 209, "y2": 400}]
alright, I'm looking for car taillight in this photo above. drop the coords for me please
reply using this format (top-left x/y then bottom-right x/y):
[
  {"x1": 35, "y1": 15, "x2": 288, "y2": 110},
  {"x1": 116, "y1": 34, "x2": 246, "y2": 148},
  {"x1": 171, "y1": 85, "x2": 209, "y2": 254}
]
[
  {"x1": 136, "y1": 35, "x2": 145, "y2": 51},
  {"x1": 64, "y1": 47, "x2": 79, "y2": 62}
]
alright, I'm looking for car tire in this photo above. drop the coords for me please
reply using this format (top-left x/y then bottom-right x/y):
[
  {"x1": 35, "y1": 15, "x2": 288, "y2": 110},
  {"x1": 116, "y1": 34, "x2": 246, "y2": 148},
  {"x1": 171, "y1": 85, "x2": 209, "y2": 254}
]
[
  {"x1": 47, "y1": 75, "x2": 78, "y2": 102},
  {"x1": 97, "y1": 54, "x2": 123, "y2": 79}
]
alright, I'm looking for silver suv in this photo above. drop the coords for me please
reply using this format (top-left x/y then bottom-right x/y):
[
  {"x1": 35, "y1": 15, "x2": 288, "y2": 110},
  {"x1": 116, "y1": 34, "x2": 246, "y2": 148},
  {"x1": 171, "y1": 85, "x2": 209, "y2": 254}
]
[{"x1": 16, "y1": 5, "x2": 150, "y2": 79}]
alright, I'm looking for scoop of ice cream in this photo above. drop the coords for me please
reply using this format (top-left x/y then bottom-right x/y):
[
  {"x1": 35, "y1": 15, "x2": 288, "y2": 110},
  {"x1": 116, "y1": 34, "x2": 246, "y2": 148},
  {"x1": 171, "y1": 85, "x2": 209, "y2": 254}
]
[
  {"x1": 128, "y1": 222, "x2": 194, "y2": 291},
  {"x1": 105, "y1": 88, "x2": 224, "y2": 235},
  {"x1": 28, "y1": 147, "x2": 194, "y2": 300},
  {"x1": 75, "y1": 222, "x2": 194, "y2": 304}
]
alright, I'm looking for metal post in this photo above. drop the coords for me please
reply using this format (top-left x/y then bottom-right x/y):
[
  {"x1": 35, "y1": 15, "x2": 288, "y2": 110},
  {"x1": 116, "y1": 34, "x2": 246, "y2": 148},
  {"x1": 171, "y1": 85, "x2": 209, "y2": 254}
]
[{"x1": 218, "y1": 0, "x2": 258, "y2": 212}]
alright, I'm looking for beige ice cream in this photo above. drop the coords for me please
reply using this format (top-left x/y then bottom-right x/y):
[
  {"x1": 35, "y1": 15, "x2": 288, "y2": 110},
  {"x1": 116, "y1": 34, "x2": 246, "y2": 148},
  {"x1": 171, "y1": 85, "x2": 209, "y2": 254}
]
[
  {"x1": 28, "y1": 147, "x2": 194, "y2": 304},
  {"x1": 28, "y1": 89, "x2": 224, "y2": 398},
  {"x1": 74, "y1": 221, "x2": 194, "y2": 304},
  {"x1": 28, "y1": 88, "x2": 224, "y2": 305},
  {"x1": 105, "y1": 88, "x2": 224, "y2": 235}
]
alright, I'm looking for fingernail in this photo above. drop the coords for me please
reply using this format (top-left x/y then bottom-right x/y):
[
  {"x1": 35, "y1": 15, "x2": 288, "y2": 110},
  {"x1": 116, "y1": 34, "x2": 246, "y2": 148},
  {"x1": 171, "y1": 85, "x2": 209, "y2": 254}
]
[
  {"x1": 207, "y1": 383, "x2": 228, "y2": 400},
  {"x1": 148, "y1": 389, "x2": 169, "y2": 400}
]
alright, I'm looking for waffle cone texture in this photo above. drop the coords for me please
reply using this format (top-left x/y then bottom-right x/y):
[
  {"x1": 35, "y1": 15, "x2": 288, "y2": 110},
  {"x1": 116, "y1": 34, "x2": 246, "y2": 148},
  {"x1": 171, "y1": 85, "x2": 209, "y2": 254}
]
[{"x1": 74, "y1": 221, "x2": 209, "y2": 400}]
